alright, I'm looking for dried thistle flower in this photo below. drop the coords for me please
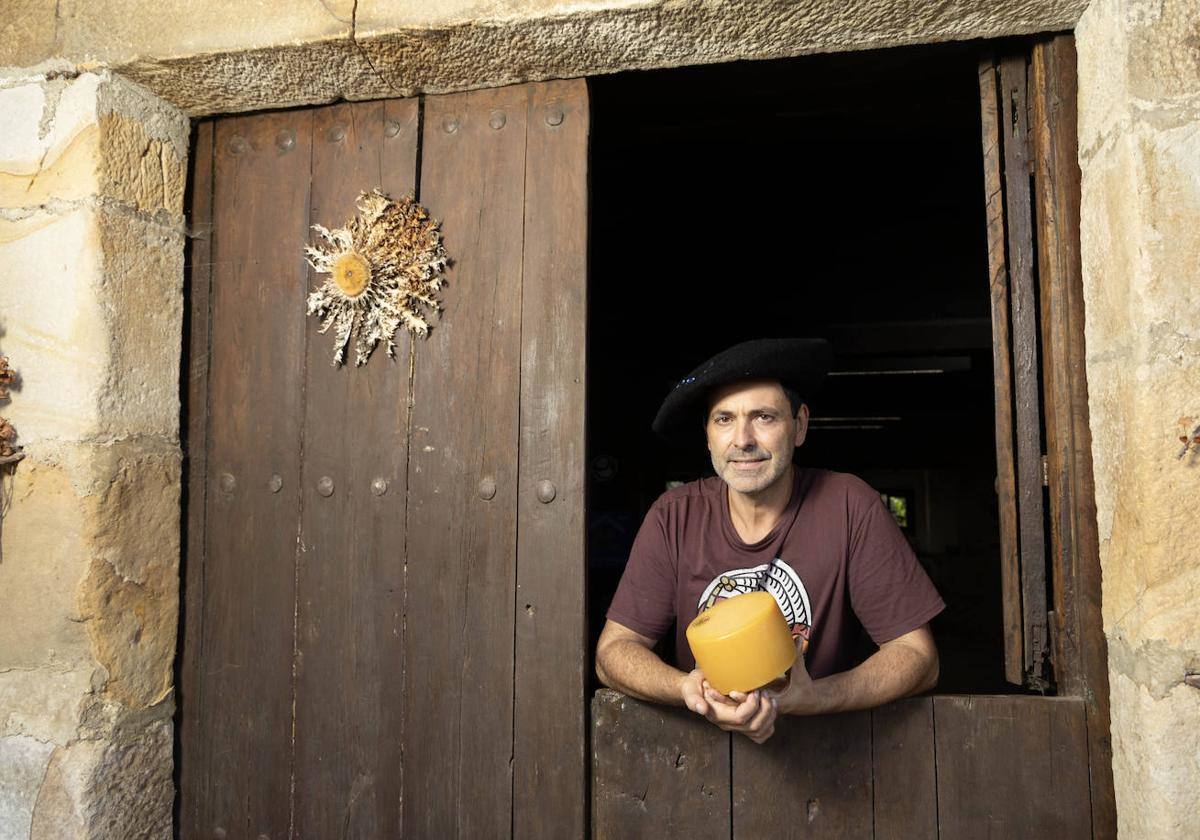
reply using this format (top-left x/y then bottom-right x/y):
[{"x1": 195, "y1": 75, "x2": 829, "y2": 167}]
[{"x1": 305, "y1": 190, "x2": 449, "y2": 366}]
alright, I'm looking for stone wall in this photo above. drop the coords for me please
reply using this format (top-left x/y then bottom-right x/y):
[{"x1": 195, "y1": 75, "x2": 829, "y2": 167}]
[
  {"x1": 0, "y1": 71, "x2": 186, "y2": 838},
  {"x1": 1075, "y1": 1, "x2": 1200, "y2": 837},
  {"x1": 1, "y1": 0, "x2": 1198, "y2": 837}
]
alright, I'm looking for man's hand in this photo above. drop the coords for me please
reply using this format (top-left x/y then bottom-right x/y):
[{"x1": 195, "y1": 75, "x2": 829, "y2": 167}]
[{"x1": 681, "y1": 669, "x2": 779, "y2": 744}]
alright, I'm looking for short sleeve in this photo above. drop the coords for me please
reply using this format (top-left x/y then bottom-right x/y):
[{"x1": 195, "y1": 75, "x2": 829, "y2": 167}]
[
  {"x1": 606, "y1": 500, "x2": 677, "y2": 641},
  {"x1": 845, "y1": 481, "x2": 945, "y2": 644}
]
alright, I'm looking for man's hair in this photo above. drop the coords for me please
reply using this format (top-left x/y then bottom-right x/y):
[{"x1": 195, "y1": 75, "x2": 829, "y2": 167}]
[{"x1": 780, "y1": 384, "x2": 804, "y2": 418}]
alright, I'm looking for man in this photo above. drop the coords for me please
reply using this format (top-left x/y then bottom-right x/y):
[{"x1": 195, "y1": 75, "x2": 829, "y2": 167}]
[{"x1": 595, "y1": 338, "x2": 944, "y2": 744}]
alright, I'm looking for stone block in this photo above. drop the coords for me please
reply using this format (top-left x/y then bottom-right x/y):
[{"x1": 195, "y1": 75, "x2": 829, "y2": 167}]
[
  {"x1": 0, "y1": 0, "x2": 58, "y2": 69},
  {"x1": 0, "y1": 75, "x2": 105, "y2": 207},
  {"x1": 0, "y1": 208, "x2": 107, "y2": 445},
  {"x1": 0, "y1": 735, "x2": 55, "y2": 840},
  {"x1": 0, "y1": 460, "x2": 92, "y2": 671},
  {"x1": 1107, "y1": 668, "x2": 1200, "y2": 839},
  {"x1": 29, "y1": 718, "x2": 173, "y2": 840},
  {"x1": 77, "y1": 446, "x2": 181, "y2": 709},
  {"x1": 0, "y1": 667, "x2": 95, "y2": 746},
  {"x1": 94, "y1": 207, "x2": 185, "y2": 442}
]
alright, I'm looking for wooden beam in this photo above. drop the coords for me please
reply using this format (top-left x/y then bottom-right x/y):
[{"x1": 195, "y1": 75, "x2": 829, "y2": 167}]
[
  {"x1": 1030, "y1": 34, "x2": 1117, "y2": 840},
  {"x1": 1000, "y1": 53, "x2": 1049, "y2": 686},
  {"x1": 977, "y1": 56, "x2": 1024, "y2": 686}
]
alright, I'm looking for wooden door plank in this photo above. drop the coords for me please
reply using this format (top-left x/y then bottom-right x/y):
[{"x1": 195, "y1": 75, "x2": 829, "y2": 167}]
[
  {"x1": 292, "y1": 98, "x2": 418, "y2": 838},
  {"x1": 872, "y1": 698, "x2": 936, "y2": 840},
  {"x1": 999, "y1": 55, "x2": 1049, "y2": 685},
  {"x1": 513, "y1": 78, "x2": 590, "y2": 839},
  {"x1": 179, "y1": 118, "x2": 214, "y2": 840},
  {"x1": 592, "y1": 691, "x2": 731, "y2": 840},
  {"x1": 977, "y1": 57, "x2": 1024, "y2": 686},
  {"x1": 933, "y1": 695, "x2": 1091, "y2": 840},
  {"x1": 402, "y1": 85, "x2": 528, "y2": 838},
  {"x1": 732, "y1": 711, "x2": 872, "y2": 838},
  {"x1": 201, "y1": 110, "x2": 313, "y2": 840},
  {"x1": 1030, "y1": 35, "x2": 1117, "y2": 839}
]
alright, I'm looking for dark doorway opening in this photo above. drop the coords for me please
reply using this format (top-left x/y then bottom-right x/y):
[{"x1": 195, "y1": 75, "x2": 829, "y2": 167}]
[{"x1": 587, "y1": 43, "x2": 1013, "y2": 694}]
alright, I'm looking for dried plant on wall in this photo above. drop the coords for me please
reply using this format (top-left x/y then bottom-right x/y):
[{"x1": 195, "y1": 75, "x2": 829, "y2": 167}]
[
  {"x1": 305, "y1": 190, "x2": 450, "y2": 367},
  {"x1": 0, "y1": 356, "x2": 17, "y2": 460}
]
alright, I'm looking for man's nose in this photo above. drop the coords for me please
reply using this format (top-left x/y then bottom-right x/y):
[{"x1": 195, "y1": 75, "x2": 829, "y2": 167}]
[{"x1": 733, "y1": 417, "x2": 756, "y2": 448}]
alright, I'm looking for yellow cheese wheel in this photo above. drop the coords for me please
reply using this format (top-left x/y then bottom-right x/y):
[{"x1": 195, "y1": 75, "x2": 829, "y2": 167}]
[{"x1": 685, "y1": 591, "x2": 796, "y2": 695}]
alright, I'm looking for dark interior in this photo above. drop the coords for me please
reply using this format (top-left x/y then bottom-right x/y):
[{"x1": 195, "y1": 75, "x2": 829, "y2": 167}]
[{"x1": 587, "y1": 43, "x2": 1016, "y2": 694}]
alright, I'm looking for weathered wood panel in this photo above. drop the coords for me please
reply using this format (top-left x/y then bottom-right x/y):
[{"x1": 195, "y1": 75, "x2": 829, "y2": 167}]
[
  {"x1": 592, "y1": 691, "x2": 731, "y2": 840},
  {"x1": 999, "y1": 55, "x2": 1049, "y2": 684},
  {"x1": 1030, "y1": 34, "x2": 1117, "y2": 839},
  {"x1": 402, "y1": 85, "x2": 528, "y2": 837},
  {"x1": 200, "y1": 111, "x2": 313, "y2": 839},
  {"x1": 513, "y1": 78, "x2": 591, "y2": 839},
  {"x1": 179, "y1": 118, "x2": 214, "y2": 840},
  {"x1": 291, "y1": 98, "x2": 418, "y2": 838},
  {"x1": 732, "y1": 710, "x2": 872, "y2": 838},
  {"x1": 978, "y1": 57, "x2": 1025, "y2": 687},
  {"x1": 934, "y1": 695, "x2": 1091, "y2": 840},
  {"x1": 872, "y1": 698, "x2": 937, "y2": 840}
]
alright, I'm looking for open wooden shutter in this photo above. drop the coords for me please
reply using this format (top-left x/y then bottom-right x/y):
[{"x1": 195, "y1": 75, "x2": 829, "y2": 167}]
[
  {"x1": 182, "y1": 80, "x2": 588, "y2": 839},
  {"x1": 978, "y1": 50, "x2": 1050, "y2": 690},
  {"x1": 978, "y1": 37, "x2": 1116, "y2": 833}
]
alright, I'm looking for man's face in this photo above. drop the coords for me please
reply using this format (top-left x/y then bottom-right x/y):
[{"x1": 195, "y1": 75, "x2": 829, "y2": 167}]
[{"x1": 705, "y1": 379, "x2": 808, "y2": 497}]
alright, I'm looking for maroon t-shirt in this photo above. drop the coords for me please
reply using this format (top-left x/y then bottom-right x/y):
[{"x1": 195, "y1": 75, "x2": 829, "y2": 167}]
[{"x1": 606, "y1": 468, "x2": 944, "y2": 679}]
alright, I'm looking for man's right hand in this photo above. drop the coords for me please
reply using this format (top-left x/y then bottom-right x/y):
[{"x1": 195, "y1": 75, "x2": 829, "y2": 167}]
[{"x1": 681, "y1": 669, "x2": 779, "y2": 743}]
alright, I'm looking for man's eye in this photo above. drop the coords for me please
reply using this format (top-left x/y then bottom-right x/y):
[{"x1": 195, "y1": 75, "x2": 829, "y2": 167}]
[
  {"x1": 713, "y1": 416, "x2": 731, "y2": 425},
  {"x1": 756, "y1": 413, "x2": 775, "y2": 423}
]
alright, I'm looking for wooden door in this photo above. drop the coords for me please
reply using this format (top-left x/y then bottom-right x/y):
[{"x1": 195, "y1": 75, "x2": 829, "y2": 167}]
[{"x1": 181, "y1": 81, "x2": 587, "y2": 839}]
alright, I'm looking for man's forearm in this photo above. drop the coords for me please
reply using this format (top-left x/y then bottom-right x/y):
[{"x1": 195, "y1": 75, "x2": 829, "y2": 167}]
[
  {"x1": 780, "y1": 637, "x2": 938, "y2": 716},
  {"x1": 596, "y1": 639, "x2": 690, "y2": 707}
]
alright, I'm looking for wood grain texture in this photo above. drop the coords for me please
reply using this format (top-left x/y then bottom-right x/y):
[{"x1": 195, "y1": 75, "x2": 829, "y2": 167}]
[
  {"x1": 592, "y1": 690, "x2": 731, "y2": 840},
  {"x1": 200, "y1": 110, "x2": 313, "y2": 839},
  {"x1": 732, "y1": 710, "x2": 872, "y2": 838},
  {"x1": 1030, "y1": 35, "x2": 1117, "y2": 840},
  {"x1": 179, "y1": 118, "x2": 214, "y2": 840},
  {"x1": 999, "y1": 55, "x2": 1049, "y2": 685},
  {"x1": 872, "y1": 698, "x2": 936, "y2": 840},
  {"x1": 977, "y1": 57, "x2": 1024, "y2": 686},
  {"x1": 512, "y1": 78, "x2": 590, "y2": 840},
  {"x1": 291, "y1": 98, "x2": 418, "y2": 838},
  {"x1": 934, "y1": 695, "x2": 1091, "y2": 840},
  {"x1": 402, "y1": 85, "x2": 528, "y2": 838}
]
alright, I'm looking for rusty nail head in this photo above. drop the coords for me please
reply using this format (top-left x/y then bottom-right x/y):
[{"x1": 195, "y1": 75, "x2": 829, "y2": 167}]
[
  {"x1": 371, "y1": 477, "x2": 388, "y2": 496},
  {"x1": 536, "y1": 479, "x2": 556, "y2": 504},
  {"x1": 489, "y1": 110, "x2": 507, "y2": 130},
  {"x1": 545, "y1": 105, "x2": 565, "y2": 127},
  {"x1": 228, "y1": 136, "x2": 247, "y2": 155},
  {"x1": 275, "y1": 130, "x2": 295, "y2": 152},
  {"x1": 478, "y1": 476, "x2": 497, "y2": 500},
  {"x1": 318, "y1": 476, "x2": 334, "y2": 497},
  {"x1": 220, "y1": 472, "x2": 236, "y2": 493},
  {"x1": 328, "y1": 124, "x2": 347, "y2": 143},
  {"x1": 384, "y1": 120, "x2": 401, "y2": 138},
  {"x1": 444, "y1": 116, "x2": 460, "y2": 134},
  {"x1": 268, "y1": 474, "x2": 283, "y2": 493}
]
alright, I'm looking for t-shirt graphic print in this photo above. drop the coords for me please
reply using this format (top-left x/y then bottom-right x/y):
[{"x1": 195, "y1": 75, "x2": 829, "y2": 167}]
[{"x1": 697, "y1": 558, "x2": 813, "y2": 656}]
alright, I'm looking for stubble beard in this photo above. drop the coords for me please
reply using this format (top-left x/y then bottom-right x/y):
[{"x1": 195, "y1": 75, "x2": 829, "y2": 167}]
[{"x1": 713, "y1": 448, "x2": 792, "y2": 497}]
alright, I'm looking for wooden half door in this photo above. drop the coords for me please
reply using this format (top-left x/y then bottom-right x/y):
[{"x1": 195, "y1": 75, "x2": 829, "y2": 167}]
[{"x1": 181, "y1": 81, "x2": 588, "y2": 839}]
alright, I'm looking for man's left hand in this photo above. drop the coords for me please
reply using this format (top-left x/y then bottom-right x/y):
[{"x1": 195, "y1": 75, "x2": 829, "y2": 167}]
[{"x1": 698, "y1": 681, "x2": 779, "y2": 743}]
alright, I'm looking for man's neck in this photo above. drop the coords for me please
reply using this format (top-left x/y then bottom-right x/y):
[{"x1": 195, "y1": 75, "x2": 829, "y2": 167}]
[{"x1": 726, "y1": 465, "x2": 796, "y2": 544}]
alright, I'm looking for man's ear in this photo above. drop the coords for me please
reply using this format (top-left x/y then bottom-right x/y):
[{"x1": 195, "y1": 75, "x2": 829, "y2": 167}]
[{"x1": 794, "y1": 404, "x2": 810, "y2": 447}]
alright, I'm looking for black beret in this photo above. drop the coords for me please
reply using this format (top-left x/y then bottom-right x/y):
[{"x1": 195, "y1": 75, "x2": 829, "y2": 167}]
[{"x1": 651, "y1": 338, "x2": 833, "y2": 443}]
